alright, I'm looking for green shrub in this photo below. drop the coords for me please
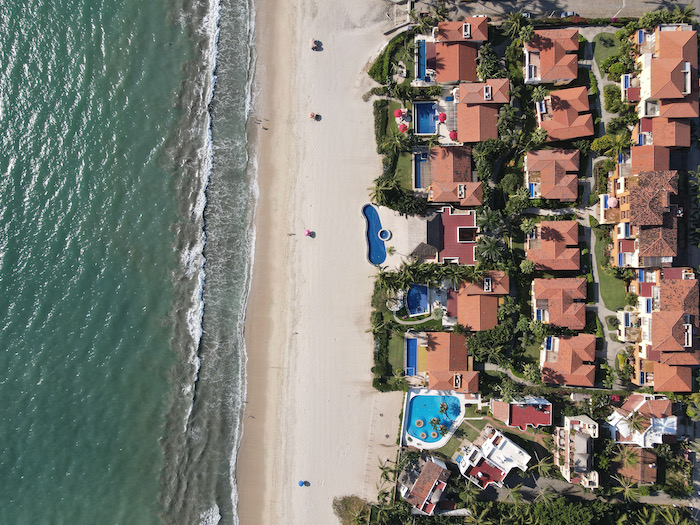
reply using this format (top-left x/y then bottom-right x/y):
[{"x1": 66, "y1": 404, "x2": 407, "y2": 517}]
[
  {"x1": 588, "y1": 70, "x2": 598, "y2": 96},
  {"x1": 625, "y1": 292, "x2": 638, "y2": 306},
  {"x1": 607, "y1": 62, "x2": 626, "y2": 82},
  {"x1": 604, "y1": 84, "x2": 624, "y2": 113},
  {"x1": 373, "y1": 100, "x2": 389, "y2": 153}
]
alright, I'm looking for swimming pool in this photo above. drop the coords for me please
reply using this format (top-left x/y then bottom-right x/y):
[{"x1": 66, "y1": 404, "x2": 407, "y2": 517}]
[
  {"x1": 414, "y1": 152, "x2": 427, "y2": 189},
  {"x1": 405, "y1": 338, "x2": 417, "y2": 376},
  {"x1": 362, "y1": 204, "x2": 386, "y2": 265},
  {"x1": 406, "y1": 394, "x2": 462, "y2": 444},
  {"x1": 413, "y1": 102, "x2": 436, "y2": 135},
  {"x1": 416, "y1": 40, "x2": 426, "y2": 81},
  {"x1": 405, "y1": 284, "x2": 428, "y2": 316}
]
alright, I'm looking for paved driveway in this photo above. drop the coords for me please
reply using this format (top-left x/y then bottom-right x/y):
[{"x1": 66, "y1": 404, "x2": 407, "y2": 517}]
[{"x1": 451, "y1": 0, "x2": 685, "y2": 20}]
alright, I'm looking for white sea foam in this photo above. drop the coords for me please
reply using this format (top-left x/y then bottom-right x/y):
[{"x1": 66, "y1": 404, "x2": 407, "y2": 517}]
[{"x1": 199, "y1": 504, "x2": 222, "y2": 525}]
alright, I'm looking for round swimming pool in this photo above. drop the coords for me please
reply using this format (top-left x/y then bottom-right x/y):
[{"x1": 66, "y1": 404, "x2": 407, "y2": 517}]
[
  {"x1": 378, "y1": 229, "x2": 391, "y2": 241},
  {"x1": 406, "y1": 394, "x2": 461, "y2": 443}
]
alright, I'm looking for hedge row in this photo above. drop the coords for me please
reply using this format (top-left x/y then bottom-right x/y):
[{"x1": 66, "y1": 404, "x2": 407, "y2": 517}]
[
  {"x1": 368, "y1": 32, "x2": 411, "y2": 85},
  {"x1": 373, "y1": 99, "x2": 389, "y2": 153}
]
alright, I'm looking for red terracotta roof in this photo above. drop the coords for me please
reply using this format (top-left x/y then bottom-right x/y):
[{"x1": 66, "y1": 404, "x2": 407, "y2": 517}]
[
  {"x1": 459, "y1": 79, "x2": 510, "y2": 104},
  {"x1": 462, "y1": 270, "x2": 510, "y2": 295},
  {"x1": 406, "y1": 460, "x2": 451, "y2": 511},
  {"x1": 643, "y1": 118, "x2": 691, "y2": 148},
  {"x1": 541, "y1": 334, "x2": 596, "y2": 387},
  {"x1": 613, "y1": 447, "x2": 657, "y2": 485},
  {"x1": 492, "y1": 399, "x2": 553, "y2": 430},
  {"x1": 457, "y1": 294, "x2": 499, "y2": 332},
  {"x1": 540, "y1": 87, "x2": 594, "y2": 141},
  {"x1": 628, "y1": 170, "x2": 678, "y2": 226},
  {"x1": 660, "y1": 277, "x2": 699, "y2": 318},
  {"x1": 525, "y1": 149, "x2": 580, "y2": 202},
  {"x1": 436, "y1": 18, "x2": 489, "y2": 43},
  {"x1": 532, "y1": 278, "x2": 587, "y2": 329},
  {"x1": 456, "y1": 103, "x2": 499, "y2": 142},
  {"x1": 630, "y1": 146, "x2": 670, "y2": 174},
  {"x1": 427, "y1": 147, "x2": 482, "y2": 207},
  {"x1": 525, "y1": 29, "x2": 579, "y2": 83},
  {"x1": 435, "y1": 42, "x2": 478, "y2": 83},
  {"x1": 465, "y1": 457, "x2": 506, "y2": 488},
  {"x1": 426, "y1": 333, "x2": 478, "y2": 393},
  {"x1": 526, "y1": 220, "x2": 580, "y2": 271},
  {"x1": 653, "y1": 363, "x2": 694, "y2": 392}
]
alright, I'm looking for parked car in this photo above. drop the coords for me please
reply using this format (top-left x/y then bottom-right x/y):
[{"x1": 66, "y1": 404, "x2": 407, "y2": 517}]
[{"x1": 560, "y1": 11, "x2": 578, "y2": 18}]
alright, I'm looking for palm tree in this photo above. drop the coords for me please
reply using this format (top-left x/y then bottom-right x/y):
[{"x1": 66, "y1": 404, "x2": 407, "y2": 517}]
[
  {"x1": 532, "y1": 85, "x2": 549, "y2": 102},
  {"x1": 503, "y1": 11, "x2": 527, "y2": 38},
  {"x1": 520, "y1": 218, "x2": 536, "y2": 234},
  {"x1": 534, "y1": 485, "x2": 557, "y2": 506},
  {"x1": 459, "y1": 482, "x2": 480, "y2": 507},
  {"x1": 611, "y1": 475, "x2": 642, "y2": 502},
  {"x1": 476, "y1": 236, "x2": 505, "y2": 264},
  {"x1": 464, "y1": 504, "x2": 495, "y2": 525},
  {"x1": 627, "y1": 410, "x2": 648, "y2": 434},
  {"x1": 529, "y1": 455, "x2": 555, "y2": 479},
  {"x1": 671, "y1": 4, "x2": 697, "y2": 24},
  {"x1": 504, "y1": 483, "x2": 523, "y2": 504},
  {"x1": 632, "y1": 506, "x2": 658, "y2": 525},
  {"x1": 519, "y1": 24, "x2": 535, "y2": 44},
  {"x1": 613, "y1": 444, "x2": 639, "y2": 469},
  {"x1": 659, "y1": 506, "x2": 693, "y2": 525},
  {"x1": 368, "y1": 177, "x2": 398, "y2": 207},
  {"x1": 604, "y1": 131, "x2": 632, "y2": 159},
  {"x1": 477, "y1": 207, "x2": 504, "y2": 234},
  {"x1": 382, "y1": 131, "x2": 410, "y2": 157}
]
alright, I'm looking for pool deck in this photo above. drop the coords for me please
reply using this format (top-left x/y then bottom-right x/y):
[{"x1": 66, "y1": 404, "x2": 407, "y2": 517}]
[{"x1": 374, "y1": 207, "x2": 431, "y2": 269}]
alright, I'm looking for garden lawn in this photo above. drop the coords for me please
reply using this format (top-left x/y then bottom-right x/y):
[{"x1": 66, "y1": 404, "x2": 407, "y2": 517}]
[
  {"x1": 593, "y1": 33, "x2": 621, "y2": 69},
  {"x1": 388, "y1": 332, "x2": 405, "y2": 374},
  {"x1": 388, "y1": 100, "x2": 405, "y2": 135},
  {"x1": 593, "y1": 238, "x2": 627, "y2": 311},
  {"x1": 395, "y1": 152, "x2": 412, "y2": 191}
]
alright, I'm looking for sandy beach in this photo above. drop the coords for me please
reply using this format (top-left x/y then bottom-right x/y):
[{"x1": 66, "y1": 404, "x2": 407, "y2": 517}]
[{"x1": 237, "y1": 0, "x2": 405, "y2": 523}]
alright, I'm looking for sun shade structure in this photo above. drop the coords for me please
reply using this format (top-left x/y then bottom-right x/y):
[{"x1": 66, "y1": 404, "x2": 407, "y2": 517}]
[
  {"x1": 399, "y1": 124, "x2": 408, "y2": 133},
  {"x1": 395, "y1": 108, "x2": 404, "y2": 118}
]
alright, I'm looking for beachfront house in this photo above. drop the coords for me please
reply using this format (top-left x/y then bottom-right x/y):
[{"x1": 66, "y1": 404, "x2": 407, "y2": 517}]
[
  {"x1": 454, "y1": 425, "x2": 531, "y2": 489},
  {"x1": 412, "y1": 18, "x2": 489, "y2": 87},
  {"x1": 490, "y1": 397, "x2": 552, "y2": 430},
  {"x1": 413, "y1": 146, "x2": 482, "y2": 207},
  {"x1": 398, "y1": 455, "x2": 451, "y2": 516},
  {"x1": 443, "y1": 270, "x2": 510, "y2": 332}
]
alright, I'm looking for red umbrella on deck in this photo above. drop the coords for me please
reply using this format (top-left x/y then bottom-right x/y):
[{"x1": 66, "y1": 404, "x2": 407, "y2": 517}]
[
  {"x1": 394, "y1": 108, "x2": 404, "y2": 118},
  {"x1": 398, "y1": 124, "x2": 408, "y2": 133},
  {"x1": 438, "y1": 112, "x2": 447, "y2": 123},
  {"x1": 449, "y1": 130, "x2": 458, "y2": 140}
]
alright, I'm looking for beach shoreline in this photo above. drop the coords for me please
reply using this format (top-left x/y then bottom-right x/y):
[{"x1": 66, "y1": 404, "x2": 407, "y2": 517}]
[{"x1": 236, "y1": 0, "x2": 404, "y2": 523}]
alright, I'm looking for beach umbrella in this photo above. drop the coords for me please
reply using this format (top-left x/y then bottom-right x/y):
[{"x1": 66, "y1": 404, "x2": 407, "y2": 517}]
[
  {"x1": 398, "y1": 124, "x2": 408, "y2": 133},
  {"x1": 309, "y1": 38, "x2": 316, "y2": 48},
  {"x1": 394, "y1": 108, "x2": 403, "y2": 118},
  {"x1": 309, "y1": 112, "x2": 316, "y2": 119},
  {"x1": 298, "y1": 480, "x2": 304, "y2": 487},
  {"x1": 449, "y1": 130, "x2": 458, "y2": 140},
  {"x1": 304, "y1": 229, "x2": 311, "y2": 237},
  {"x1": 609, "y1": 197, "x2": 619, "y2": 208},
  {"x1": 438, "y1": 112, "x2": 447, "y2": 123}
]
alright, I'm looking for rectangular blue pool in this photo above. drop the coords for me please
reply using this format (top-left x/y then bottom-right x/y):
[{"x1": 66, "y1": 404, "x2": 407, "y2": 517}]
[
  {"x1": 413, "y1": 102, "x2": 436, "y2": 135},
  {"x1": 405, "y1": 338, "x2": 417, "y2": 376},
  {"x1": 414, "y1": 153, "x2": 427, "y2": 188},
  {"x1": 416, "y1": 40, "x2": 426, "y2": 81}
]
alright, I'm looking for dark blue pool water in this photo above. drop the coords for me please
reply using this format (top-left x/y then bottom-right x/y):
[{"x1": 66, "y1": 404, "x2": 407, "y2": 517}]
[
  {"x1": 405, "y1": 338, "x2": 417, "y2": 375},
  {"x1": 406, "y1": 284, "x2": 428, "y2": 315},
  {"x1": 417, "y1": 40, "x2": 426, "y2": 81},
  {"x1": 362, "y1": 204, "x2": 387, "y2": 266},
  {"x1": 414, "y1": 102, "x2": 436, "y2": 134}
]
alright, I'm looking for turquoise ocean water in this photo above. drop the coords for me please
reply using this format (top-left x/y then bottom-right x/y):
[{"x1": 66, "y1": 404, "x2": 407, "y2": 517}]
[{"x1": 0, "y1": 1, "x2": 254, "y2": 524}]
